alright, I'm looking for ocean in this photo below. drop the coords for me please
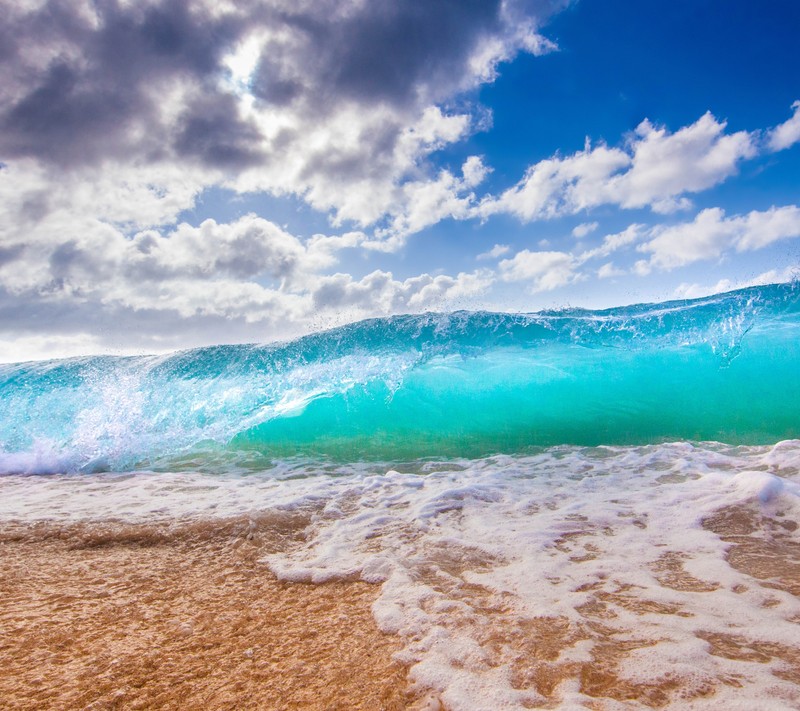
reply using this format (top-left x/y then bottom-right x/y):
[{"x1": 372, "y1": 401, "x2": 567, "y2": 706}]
[{"x1": 2, "y1": 282, "x2": 800, "y2": 709}]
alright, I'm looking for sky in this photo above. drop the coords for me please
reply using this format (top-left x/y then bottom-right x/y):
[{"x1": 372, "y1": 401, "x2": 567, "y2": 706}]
[{"x1": 1, "y1": 0, "x2": 799, "y2": 362}]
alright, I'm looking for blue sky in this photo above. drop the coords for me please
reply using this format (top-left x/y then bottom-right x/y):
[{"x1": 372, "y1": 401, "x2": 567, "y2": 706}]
[{"x1": 0, "y1": 0, "x2": 798, "y2": 360}]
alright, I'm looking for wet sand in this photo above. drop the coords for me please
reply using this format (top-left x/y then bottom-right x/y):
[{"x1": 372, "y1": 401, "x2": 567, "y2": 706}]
[
  {"x1": 1, "y1": 501, "x2": 799, "y2": 710},
  {"x1": 0, "y1": 516, "x2": 414, "y2": 711}
]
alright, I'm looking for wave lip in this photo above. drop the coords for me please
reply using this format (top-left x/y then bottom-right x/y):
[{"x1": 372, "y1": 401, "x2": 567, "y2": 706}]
[{"x1": 1, "y1": 282, "x2": 799, "y2": 473}]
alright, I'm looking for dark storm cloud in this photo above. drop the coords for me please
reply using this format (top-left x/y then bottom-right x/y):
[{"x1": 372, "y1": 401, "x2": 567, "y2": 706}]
[
  {"x1": 3, "y1": 60, "x2": 138, "y2": 166},
  {"x1": 0, "y1": 0, "x2": 255, "y2": 168},
  {"x1": 251, "y1": 0, "x2": 503, "y2": 108},
  {"x1": 174, "y1": 93, "x2": 265, "y2": 168},
  {"x1": 0, "y1": 0, "x2": 549, "y2": 172}
]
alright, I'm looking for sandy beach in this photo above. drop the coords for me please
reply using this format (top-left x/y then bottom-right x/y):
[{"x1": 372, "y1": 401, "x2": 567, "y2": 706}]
[
  {"x1": 0, "y1": 516, "x2": 414, "y2": 711},
  {"x1": 1, "y1": 497, "x2": 799, "y2": 710}
]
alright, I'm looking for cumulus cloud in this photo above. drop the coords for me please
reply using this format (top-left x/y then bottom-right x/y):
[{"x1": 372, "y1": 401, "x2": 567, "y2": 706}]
[
  {"x1": 767, "y1": 101, "x2": 800, "y2": 152},
  {"x1": 572, "y1": 221, "x2": 598, "y2": 238},
  {"x1": 673, "y1": 266, "x2": 800, "y2": 300},
  {"x1": 0, "y1": 209, "x2": 492, "y2": 359},
  {"x1": 577, "y1": 224, "x2": 645, "y2": 262},
  {"x1": 494, "y1": 202, "x2": 800, "y2": 291},
  {"x1": 637, "y1": 205, "x2": 800, "y2": 272},
  {"x1": 477, "y1": 243, "x2": 511, "y2": 260},
  {"x1": 494, "y1": 223, "x2": 645, "y2": 291},
  {"x1": 311, "y1": 269, "x2": 493, "y2": 313},
  {"x1": 1, "y1": 1, "x2": 796, "y2": 360},
  {"x1": 479, "y1": 112, "x2": 757, "y2": 221},
  {"x1": 0, "y1": 212, "x2": 340, "y2": 307},
  {"x1": 498, "y1": 249, "x2": 580, "y2": 291},
  {"x1": 596, "y1": 262, "x2": 626, "y2": 279},
  {"x1": 0, "y1": 0, "x2": 564, "y2": 358},
  {"x1": 372, "y1": 156, "x2": 491, "y2": 246},
  {"x1": 0, "y1": 0, "x2": 560, "y2": 236},
  {"x1": 0, "y1": 159, "x2": 203, "y2": 232}
]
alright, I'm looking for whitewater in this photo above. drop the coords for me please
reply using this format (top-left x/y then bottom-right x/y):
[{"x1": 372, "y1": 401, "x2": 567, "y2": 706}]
[{"x1": 2, "y1": 282, "x2": 800, "y2": 709}]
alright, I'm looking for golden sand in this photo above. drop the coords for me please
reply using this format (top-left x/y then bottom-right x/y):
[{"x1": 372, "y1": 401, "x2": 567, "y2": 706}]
[
  {"x1": 1, "y1": 501, "x2": 798, "y2": 710},
  {"x1": 0, "y1": 516, "x2": 414, "y2": 711}
]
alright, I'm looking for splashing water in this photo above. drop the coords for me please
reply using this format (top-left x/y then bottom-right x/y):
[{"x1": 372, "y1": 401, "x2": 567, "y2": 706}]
[{"x1": 1, "y1": 282, "x2": 799, "y2": 473}]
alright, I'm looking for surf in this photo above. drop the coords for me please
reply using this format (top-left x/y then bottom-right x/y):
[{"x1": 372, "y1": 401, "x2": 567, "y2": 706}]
[{"x1": 1, "y1": 281, "x2": 799, "y2": 473}]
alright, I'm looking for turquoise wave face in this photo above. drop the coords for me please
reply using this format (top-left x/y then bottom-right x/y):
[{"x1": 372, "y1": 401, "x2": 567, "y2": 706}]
[{"x1": 1, "y1": 282, "x2": 799, "y2": 472}]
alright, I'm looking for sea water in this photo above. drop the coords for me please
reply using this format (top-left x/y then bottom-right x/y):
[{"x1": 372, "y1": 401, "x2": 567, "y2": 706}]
[{"x1": 2, "y1": 282, "x2": 800, "y2": 709}]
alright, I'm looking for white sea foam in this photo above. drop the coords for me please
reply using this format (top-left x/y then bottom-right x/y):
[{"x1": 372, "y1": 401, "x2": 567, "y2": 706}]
[{"x1": 2, "y1": 441, "x2": 799, "y2": 709}]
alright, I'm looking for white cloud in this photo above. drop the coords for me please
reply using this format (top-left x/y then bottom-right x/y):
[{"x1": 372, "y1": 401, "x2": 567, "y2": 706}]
[
  {"x1": 638, "y1": 205, "x2": 800, "y2": 271},
  {"x1": 632, "y1": 259, "x2": 653, "y2": 277},
  {"x1": 1, "y1": 0, "x2": 797, "y2": 361},
  {"x1": 597, "y1": 262, "x2": 626, "y2": 279},
  {"x1": 312, "y1": 269, "x2": 493, "y2": 314},
  {"x1": 479, "y1": 112, "x2": 757, "y2": 222},
  {"x1": 467, "y1": 3, "x2": 558, "y2": 84},
  {"x1": 461, "y1": 155, "x2": 491, "y2": 188},
  {"x1": 650, "y1": 196, "x2": 693, "y2": 214},
  {"x1": 492, "y1": 223, "x2": 644, "y2": 288},
  {"x1": 498, "y1": 250, "x2": 580, "y2": 291},
  {"x1": 477, "y1": 243, "x2": 511, "y2": 260},
  {"x1": 0, "y1": 0, "x2": 565, "y2": 359},
  {"x1": 572, "y1": 221, "x2": 598, "y2": 238},
  {"x1": 767, "y1": 101, "x2": 800, "y2": 152},
  {"x1": 375, "y1": 156, "x2": 491, "y2": 245},
  {"x1": 0, "y1": 333, "x2": 118, "y2": 364},
  {"x1": 0, "y1": 209, "x2": 492, "y2": 359},
  {"x1": 0, "y1": 213, "x2": 332, "y2": 297},
  {"x1": 234, "y1": 105, "x2": 480, "y2": 234},
  {"x1": 577, "y1": 224, "x2": 645, "y2": 263},
  {"x1": 0, "y1": 0, "x2": 561, "y2": 247},
  {"x1": 479, "y1": 141, "x2": 630, "y2": 221},
  {"x1": 734, "y1": 205, "x2": 800, "y2": 250},
  {"x1": 0, "y1": 159, "x2": 206, "y2": 233},
  {"x1": 492, "y1": 203, "x2": 800, "y2": 292},
  {"x1": 673, "y1": 266, "x2": 800, "y2": 300},
  {"x1": 608, "y1": 114, "x2": 756, "y2": 209}
]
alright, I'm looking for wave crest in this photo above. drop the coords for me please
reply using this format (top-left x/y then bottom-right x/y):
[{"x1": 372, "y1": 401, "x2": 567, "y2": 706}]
[{"x1": 1, "y1": 282, "x2": 799, "y2": 472}]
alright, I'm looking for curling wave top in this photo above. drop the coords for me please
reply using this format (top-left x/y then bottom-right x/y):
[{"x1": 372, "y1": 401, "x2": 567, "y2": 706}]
[{"x1": 1, "y1": 282, "x2": 799, "y2": 473}]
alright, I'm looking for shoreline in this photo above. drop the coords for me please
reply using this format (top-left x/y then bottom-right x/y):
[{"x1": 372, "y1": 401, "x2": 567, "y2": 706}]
[
  {"x1": 2, "y1": 503, "x2": 799, "y2": 709},
  {"x1": 1, "y1": 447, "x2": 799, "y2": 709}
]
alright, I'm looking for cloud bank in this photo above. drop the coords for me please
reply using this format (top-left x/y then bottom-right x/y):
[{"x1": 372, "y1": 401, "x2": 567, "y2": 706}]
[
  {"x1": 0, "y1": 0, "x2": 559, "y2": 231},
  {"x1": 0, "y1": 0, "x2": 798, "y2": 360}
]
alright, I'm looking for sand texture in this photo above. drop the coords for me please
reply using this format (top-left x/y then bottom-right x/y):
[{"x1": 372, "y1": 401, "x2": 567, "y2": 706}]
[
  {"x1": 0, "y1": 516, "x2": 413, "y2": 711},
  {"x1": 1, "y1": 500, "x2": 799, "y2": 710}
]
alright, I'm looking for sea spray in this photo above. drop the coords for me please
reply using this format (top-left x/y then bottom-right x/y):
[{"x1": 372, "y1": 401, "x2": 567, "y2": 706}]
[{"x1": 1, "y1": 282, "x2": 799, "y2": 473}]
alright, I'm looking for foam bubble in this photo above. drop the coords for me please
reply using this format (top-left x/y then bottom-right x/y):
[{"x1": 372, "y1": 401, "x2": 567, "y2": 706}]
[{"x1": 2, "y1": 441, "x2": 800, "y2": 707}]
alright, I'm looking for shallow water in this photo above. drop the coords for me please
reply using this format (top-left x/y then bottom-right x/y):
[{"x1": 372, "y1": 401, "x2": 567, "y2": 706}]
[{"x1": 3, "y1": 442, "x2": 800, "y2": 709}]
